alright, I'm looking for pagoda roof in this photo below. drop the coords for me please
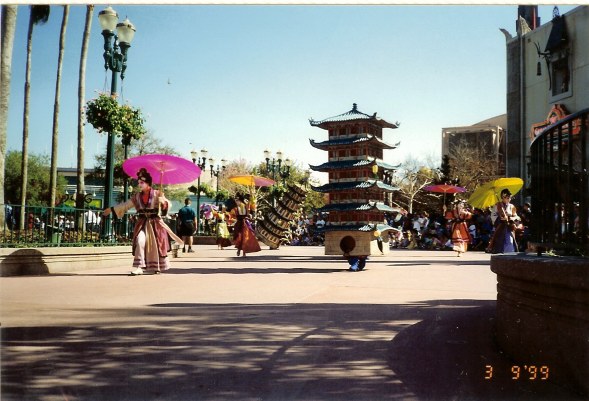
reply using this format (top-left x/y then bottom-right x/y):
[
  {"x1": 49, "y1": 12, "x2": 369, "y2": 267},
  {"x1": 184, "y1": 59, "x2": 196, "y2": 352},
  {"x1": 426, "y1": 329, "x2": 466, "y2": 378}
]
[
  {"x1": 309, "y1": 158, "x2": 400, "y2": 172},
  {"x1": 309, "y1": 103, "x2": 399, "y2": 130},
  {"x1": 309, "y1": 135, "x2": 399, "y2": 150},
  {"x1": 319, "y1": 223, "x2": 400, "y2": 233},
  {"x1": 317, "y1": 202, "x2": 401, "y2": 213},
  {"x1": 310, "y1": 180, "x2": 398, "y2": 193}
]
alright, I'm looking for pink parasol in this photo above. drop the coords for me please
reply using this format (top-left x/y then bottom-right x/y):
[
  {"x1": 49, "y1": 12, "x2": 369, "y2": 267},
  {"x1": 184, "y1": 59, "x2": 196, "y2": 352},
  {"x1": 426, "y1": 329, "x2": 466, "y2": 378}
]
[
  {"x1": 122, "y1": 154, "x2": 201, "y2": 185},
  {"x1": 424, "y1": 184, "x2": 466, "y2": 205}
]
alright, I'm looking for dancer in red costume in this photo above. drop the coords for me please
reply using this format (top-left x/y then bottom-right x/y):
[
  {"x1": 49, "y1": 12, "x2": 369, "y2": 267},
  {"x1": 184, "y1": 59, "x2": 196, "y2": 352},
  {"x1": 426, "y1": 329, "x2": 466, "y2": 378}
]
[{"x1": 231, "y1": 194, "x2": 261, "y2": 257}]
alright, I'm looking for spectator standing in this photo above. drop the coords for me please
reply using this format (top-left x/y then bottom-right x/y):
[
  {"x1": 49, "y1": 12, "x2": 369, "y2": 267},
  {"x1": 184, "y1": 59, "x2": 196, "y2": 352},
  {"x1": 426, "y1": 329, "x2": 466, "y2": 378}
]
[
  {"x1": 519, "y1": 202, "x2": 532, "y2": 251},
  {"x1": 177, "y1": 198, "x2": 197, "y2": 253}
]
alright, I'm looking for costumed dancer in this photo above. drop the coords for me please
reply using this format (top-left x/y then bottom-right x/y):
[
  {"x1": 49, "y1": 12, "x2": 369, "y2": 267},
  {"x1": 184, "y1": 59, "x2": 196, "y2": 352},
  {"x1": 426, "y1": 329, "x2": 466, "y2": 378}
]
[
  {"x1": 103, "y1": 168, "x2": 183, "y2": 275},
  {"x1": 487, "y1": 189, "x2": 520, "y2": 254},
  {"x1": 445, "y1": 199, "x2": 472, "y2": 257},
  {"x1": 215, "y1": 204, "x2": 232, "y2": 249},
  {"x1": 231, "y1": 194, "x2": 261, "y2": 257}
]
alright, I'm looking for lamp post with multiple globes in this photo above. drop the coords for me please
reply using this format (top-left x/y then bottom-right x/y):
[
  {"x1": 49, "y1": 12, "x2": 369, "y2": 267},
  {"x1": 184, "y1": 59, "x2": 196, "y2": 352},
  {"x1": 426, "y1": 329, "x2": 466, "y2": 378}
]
[
  {"x1": 97, "y1": 6, "x2": 136, "y2": 239},
  {"x1": 190, "y1": 149, "x2": 208, "y2": 235},
  {"x1": 263, "y1": 149, "x2": 291, "y2": 207},
  {"x1": 209, "y1": 158, "x2": 227, "y2": 207}
]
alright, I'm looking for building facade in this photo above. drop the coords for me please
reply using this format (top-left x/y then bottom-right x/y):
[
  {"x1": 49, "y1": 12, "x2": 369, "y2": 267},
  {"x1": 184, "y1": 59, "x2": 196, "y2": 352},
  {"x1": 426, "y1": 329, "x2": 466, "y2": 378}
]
[
  {"x1": 505, "y1": 5, "x2": 589, "y2": 197},
  {"x1": 441, "y1": 114, "x2": 507, "y2": 177}
]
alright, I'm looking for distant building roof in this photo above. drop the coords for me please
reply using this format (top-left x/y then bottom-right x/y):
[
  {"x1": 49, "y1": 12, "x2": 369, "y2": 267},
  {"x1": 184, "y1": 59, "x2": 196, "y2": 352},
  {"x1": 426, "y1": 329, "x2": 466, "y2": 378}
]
[
  {"x1": 309, "y1": 103, "x2": 399, "y2": 129},
  {"x1": 472, "y1": 114, "x2": 507, "y2": 128}
]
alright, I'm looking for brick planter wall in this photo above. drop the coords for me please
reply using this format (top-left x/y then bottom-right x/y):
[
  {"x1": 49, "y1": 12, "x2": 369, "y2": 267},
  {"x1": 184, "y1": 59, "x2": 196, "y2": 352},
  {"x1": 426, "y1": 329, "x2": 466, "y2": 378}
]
[{"x1": 490, "y1": 255, "x2": 589, "y2": 395}]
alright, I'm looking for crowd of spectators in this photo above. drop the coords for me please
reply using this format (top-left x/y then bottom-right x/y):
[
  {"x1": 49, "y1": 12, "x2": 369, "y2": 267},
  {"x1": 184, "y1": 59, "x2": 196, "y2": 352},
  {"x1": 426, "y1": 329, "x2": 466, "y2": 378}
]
[
  {"x1": 164, "y1": 202, "x2": 535, "y2": 252},
  {"x1": 279, "y1": 203, "x2": 533, "y2": 252},
  {"x1": 282, "y1": 211, "x2": 326, "y2": 246},
  {"x1": 384, "y1": 203, "x2": 532, "y2": 252}
]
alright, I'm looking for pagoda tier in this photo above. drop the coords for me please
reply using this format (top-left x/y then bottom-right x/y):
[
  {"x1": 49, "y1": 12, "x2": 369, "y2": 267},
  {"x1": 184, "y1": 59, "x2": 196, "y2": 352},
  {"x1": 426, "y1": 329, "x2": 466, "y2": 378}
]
[
  {"x1": 309, "y1": 103, "x2": 399, "y2": 129},
  {"x1": 308, "y1": 158, "x2": 400, "y2": 172},
  {"x1": 310, "y1": 180, "x2": 397, "y2": 193},
  {"x1": 309, "y1": 135, "x2": 400, "y2": 151},
  {"x1": 316, "y1": 201, "x2": 401, "y2": 213},
  {"x1": 309, "y1": 103, "x2": 400, "y2": 257},
  {"x1": 321, "y1": 223, "x2": 399, "y2": 233},
  {"x1": 316, "y1": 202, "x2": 401, "y2": 231}
]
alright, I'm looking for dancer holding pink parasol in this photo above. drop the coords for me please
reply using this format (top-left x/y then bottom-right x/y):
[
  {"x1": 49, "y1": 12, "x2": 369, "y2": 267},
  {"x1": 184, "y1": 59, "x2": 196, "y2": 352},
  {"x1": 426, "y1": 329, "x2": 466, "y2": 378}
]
[{"x1": 103, "y1": 154, "x2": 201, "y2": 275}]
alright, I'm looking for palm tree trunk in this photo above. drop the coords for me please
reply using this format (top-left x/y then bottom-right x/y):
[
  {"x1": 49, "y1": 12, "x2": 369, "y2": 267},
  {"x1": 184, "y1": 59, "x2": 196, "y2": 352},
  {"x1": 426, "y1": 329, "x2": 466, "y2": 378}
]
[
  {"x1": 77, "y1": 5, "x2": 93, "y2": 209},
  {"x1": 50, "y1": 5, "x2": 69, "y2": 209},
  {"x1": 0, "y1": 5, "x2": 18, "y2": 227},
  {"x1": 20, "y1": 14, "x2": 35, "y2": 231},
  {"x1": 19, "y1": 5, "x2": 50, "y2": 231}
]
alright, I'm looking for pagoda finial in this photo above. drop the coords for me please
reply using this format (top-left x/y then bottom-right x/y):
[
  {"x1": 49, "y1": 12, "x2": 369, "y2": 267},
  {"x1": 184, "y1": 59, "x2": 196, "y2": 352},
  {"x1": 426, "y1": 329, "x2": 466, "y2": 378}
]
[{"x1": 352, "y1": 103, "x2": 357, "y2": 111}]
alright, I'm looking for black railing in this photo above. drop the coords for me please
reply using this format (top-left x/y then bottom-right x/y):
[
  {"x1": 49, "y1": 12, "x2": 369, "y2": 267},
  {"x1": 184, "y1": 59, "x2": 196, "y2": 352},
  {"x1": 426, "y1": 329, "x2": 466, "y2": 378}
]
[
  {"x1": 529, "y1": 107, "x2": 589, "y2": 256},
  {"x1": 1, "y1": 204, "x2": 135, "y2": 247}
]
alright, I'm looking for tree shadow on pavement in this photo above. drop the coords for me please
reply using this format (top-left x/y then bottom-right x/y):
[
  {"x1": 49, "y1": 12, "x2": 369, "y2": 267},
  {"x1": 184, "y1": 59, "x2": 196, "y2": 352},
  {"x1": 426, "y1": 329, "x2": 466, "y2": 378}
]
[{"x1": 1, "y1": 301, "x2": 584, "y2": 401}]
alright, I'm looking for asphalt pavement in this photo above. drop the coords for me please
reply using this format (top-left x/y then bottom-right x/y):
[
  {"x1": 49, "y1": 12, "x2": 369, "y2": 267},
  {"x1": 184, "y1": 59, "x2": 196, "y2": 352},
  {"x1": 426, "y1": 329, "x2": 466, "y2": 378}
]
[{"x1": 1, "y1": 246, "x2": 584, "y2": 401}]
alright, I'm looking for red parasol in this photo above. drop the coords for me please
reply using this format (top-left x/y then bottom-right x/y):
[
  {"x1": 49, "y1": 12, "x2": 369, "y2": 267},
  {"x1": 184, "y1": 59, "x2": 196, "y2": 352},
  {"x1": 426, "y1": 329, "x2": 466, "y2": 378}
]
[
  {"x1": 122, "y1": 154, "x2": 201, "y2": 185},
  {"x1": 424, "y1": 184, "x2": 466, "y2": 194},
  {"x1": 424, "y1": 184, "x2": 466, "y2": 205}
]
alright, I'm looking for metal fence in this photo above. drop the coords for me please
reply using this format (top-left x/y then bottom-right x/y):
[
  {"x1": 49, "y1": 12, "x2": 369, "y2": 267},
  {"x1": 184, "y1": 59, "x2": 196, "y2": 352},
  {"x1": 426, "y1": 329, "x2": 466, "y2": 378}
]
[
  {"x1": 529, "y1": 107, "x2": 588, "y2": 256},
  {"x1": 1, "y1": 204, "x2": 134, "y2": 247}
]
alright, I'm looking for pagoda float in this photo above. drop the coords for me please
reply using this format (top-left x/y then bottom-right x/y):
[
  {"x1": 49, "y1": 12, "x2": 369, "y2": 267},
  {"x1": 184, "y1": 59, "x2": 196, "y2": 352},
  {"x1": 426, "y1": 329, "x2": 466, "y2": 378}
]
[{"x1": 309, "y1": 103, "x2": 401, "y2": 256}]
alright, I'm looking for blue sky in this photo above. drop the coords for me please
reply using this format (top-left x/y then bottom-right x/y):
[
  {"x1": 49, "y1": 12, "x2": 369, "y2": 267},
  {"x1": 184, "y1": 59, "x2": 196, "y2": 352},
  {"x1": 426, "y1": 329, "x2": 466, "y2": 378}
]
[{"x1": 5, "y1": 4, "x2": 579, "y2": 182}]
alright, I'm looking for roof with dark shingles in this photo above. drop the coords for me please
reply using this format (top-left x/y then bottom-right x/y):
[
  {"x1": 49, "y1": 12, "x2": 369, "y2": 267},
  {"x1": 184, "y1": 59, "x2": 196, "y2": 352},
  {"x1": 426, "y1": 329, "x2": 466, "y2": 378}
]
[
  {"x1": 309, "y1": 135, "x2": 399, "y2": 150},
  {"x1": 309, "y1": 103, "x2": 399, "y2": 129},
  {"x1": 318, "y1": 223, "x2": 400, "y2": 233},
  {"x1": 309, "y1": 159, "x2": 400, "y2": 172},
  {"x1": 310, "y1": 180, "x2": 398, "y2": 193},
  {"x1": 317, "y1": 202, "x2": 401, "y2": 213}
]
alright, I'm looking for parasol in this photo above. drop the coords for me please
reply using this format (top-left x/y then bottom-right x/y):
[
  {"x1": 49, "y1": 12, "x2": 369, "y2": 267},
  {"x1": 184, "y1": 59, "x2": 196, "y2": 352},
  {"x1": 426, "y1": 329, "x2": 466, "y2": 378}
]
[
  {"x1": 228, "y1": 175, "x2": 275, "y2": 187},
  {"x1": 122, "y1": 154, "x2": 201, "y2": 185},
  {"x1": 468, "y1": 177, "x2": 524, "y2": 209},
  {"x1": 424, "y1": 184, "x2": 466, "y2": 205}
]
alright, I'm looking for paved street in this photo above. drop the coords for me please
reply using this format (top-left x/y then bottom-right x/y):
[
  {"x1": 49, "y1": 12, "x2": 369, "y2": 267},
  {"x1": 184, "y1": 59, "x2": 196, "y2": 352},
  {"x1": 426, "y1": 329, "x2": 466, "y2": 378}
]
[{"x1": 0, "y1": 246, "x2": 582, "y2": 400}]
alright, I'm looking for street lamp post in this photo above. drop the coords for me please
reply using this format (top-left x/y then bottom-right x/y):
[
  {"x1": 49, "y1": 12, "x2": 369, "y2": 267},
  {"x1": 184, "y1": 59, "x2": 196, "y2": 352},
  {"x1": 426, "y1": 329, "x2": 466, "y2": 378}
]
[
  {"x1": 209, "y1": 158, "x2": 227, "y2": 207},
  {"x1": 191, "y1": 148, "x2": 208, "y2": 235},
  {"x1": 98, "y1": 6, "x2": 136, "y2": 240},
  {"x1": 263, "y1": 149, "x2": 292, "y2": 207}
]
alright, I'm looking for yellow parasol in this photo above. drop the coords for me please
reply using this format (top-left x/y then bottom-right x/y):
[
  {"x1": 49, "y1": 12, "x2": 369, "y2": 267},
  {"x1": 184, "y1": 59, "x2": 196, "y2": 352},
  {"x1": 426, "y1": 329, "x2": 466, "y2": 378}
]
[
  {"x1": 228, "y1": 175, "x2": 275, "y2": 187},
  {"x1": 468, "y1": 177, "x2": 524, "y2": 209}
]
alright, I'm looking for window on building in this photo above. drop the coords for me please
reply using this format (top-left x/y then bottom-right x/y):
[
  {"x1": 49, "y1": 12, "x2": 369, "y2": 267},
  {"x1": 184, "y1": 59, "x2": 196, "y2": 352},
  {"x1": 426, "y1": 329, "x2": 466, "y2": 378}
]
[{"x1": 551, "y1": 54, "x2": 571, "y2": 98}]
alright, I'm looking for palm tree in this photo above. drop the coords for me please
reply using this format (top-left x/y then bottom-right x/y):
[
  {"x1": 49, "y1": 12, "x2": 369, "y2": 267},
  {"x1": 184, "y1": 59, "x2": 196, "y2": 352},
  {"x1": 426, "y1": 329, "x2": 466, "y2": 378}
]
[
  {"x1": 76, "y1": 5, "x2": 94, "y2": 209},
  {"x1": 0, "y1": 5, "x2": 18, "y2": 227},
  {"x1": 49, "y1": 5, "x2": 69, "y2": 209},
  {"x1": 19, "y1": 5, "x2": 50, "y2": 230}
]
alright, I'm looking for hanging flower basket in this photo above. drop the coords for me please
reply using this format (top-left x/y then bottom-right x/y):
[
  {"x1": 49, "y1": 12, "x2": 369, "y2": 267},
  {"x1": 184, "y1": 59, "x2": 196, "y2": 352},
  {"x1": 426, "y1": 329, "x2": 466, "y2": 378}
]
[{"x1": 85, "y1": 92, "x2": 146, "y2": 142}]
